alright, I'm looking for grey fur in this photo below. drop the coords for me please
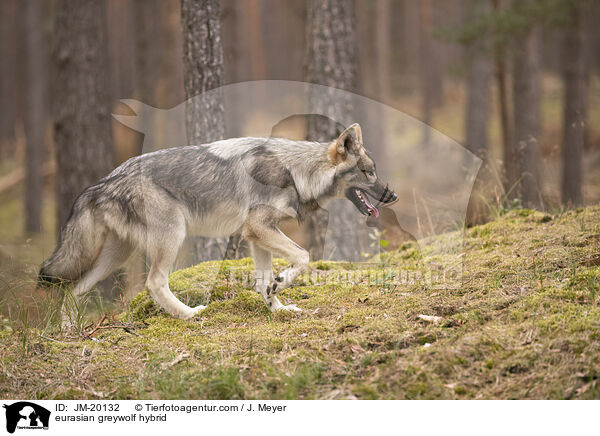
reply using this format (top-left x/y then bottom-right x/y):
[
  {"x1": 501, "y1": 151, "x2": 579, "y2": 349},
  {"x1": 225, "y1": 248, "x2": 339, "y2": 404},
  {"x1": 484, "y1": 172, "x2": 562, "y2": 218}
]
[{"x1": 39, "y1": 124, "x2": 397, "y2": 319}]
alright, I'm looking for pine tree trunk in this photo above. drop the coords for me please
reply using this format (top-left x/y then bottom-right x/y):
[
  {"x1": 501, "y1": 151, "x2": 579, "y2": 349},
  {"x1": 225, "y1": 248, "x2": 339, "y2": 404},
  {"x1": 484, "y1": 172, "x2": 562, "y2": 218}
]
[
  {"x1": 374, "y1": 0, "x2": 391, "y2": 103},
  {"x1": 134, "y1": 0, "x2": 185, "y2": 153},
  {"x1": 305, "y1": 0, "x2": 361, "y2": 261},
  {"x1": 262, "y1": 0, "x2": 306, "y2": 81},
  {"x1": 491, "y1": 0, "x2": 515, "y2": 202},
  {"x1": 155, "y1": 0, "x2": 185, "y2": 110},
  {"x1": 221, "y1": 0, "x2": 242, "y2": 136},
  {"x1": 513, "y1": 26, "x2": 542, "y2": 209},
  {"x1": 419, "y1": 0, "x2": 433, "y2": 145},
  {"x1": 0, "y1": 0, "x2": 19, "y2": 158},
  {"x1": 464, "y1": 0, "x2": 491, "y2": 226},
  {"x1": 53, "y1": 0, "x2": 115, "y2": 229},
  {"x1": 465, "y1": 51, "x2": 490, "y2": 160},
  {"x1": 134, "y1": 0, "x2": 159, "y2": 112},
  {"x1": 419, "y1": 0, "x2": 444, "y2": 145},
  {"x1": 244, "y1": 0, "x2": 267, "y2": 80},
  {"x1": 401, "y1": 0, "x2": 420, "y2": 78},
  {"x1": 181, "y1": 0, "x2": 225, "y2": 144},
  {"x1": 134, "y1": 0, "x2": 184, "y2": 111},
  {"x1": 107, "y1": 0, "x2": 136, "y2": 107},
  {"x1": 24, "y1": 0, "x2": 47, "y2": 233},
  {"x1": 561, "y1": 5, "x2": 587, "y2": 208},
  {"x1": 180, "y1": 0, "x2": 235, "y2": 261},
  {"x1": 372, "y1": 0, "x2": 391, "y2": 169}
]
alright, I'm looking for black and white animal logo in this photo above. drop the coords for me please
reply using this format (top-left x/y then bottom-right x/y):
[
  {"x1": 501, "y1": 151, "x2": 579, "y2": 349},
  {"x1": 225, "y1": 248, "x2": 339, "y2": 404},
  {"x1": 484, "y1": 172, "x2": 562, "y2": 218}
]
[{"x1": 2, "y1": 402, "x2": 50, "y2": 433}]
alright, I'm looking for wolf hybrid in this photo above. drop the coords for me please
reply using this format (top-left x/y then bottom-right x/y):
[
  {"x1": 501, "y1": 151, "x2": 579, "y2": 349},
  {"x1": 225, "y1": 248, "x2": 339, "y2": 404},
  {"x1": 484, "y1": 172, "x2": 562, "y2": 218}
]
[{"x1": 39, "y1": 124, "x2": 397, "y2": 318}]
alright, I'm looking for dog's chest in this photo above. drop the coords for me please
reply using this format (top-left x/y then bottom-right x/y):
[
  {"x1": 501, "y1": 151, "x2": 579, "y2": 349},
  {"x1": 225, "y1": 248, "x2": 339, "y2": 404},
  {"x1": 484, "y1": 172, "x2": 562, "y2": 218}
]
[{"x1": 187, "y1": 203, "x2": 246, "y2": 237}]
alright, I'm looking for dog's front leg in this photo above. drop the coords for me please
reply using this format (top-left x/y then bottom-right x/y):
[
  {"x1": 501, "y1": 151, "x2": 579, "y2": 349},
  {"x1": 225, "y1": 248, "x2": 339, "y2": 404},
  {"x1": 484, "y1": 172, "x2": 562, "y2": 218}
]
[
  {"x1": 266, "y1": 233, "x2": 309, "y2": 298},
  {"x1": 246, "y1": 228, "x2": 306, "y2": 312},
  {"x1": 250, "y1": 242, "x2": 292, "y2": 311}
]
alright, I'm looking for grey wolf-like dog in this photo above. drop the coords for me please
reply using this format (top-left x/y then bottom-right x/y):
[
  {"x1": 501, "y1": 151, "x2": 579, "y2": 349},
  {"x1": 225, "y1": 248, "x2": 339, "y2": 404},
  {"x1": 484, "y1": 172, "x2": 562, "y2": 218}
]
[{"x1": 39, "y1": 124, "x2": 397, "y2": 319}]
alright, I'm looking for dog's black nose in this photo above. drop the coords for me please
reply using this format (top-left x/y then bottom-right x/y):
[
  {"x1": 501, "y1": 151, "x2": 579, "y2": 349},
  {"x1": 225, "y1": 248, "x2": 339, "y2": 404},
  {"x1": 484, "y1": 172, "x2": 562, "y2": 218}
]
[{"x1": 383, "y1": 191, "x2": 397, "y2": 203}]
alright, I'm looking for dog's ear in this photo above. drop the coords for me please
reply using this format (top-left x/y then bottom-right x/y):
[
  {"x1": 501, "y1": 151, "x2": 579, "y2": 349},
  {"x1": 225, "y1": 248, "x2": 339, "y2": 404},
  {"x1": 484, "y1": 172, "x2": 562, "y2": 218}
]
[{"x1": 328, "y1": 123, "x2": 363, "y2": 165}]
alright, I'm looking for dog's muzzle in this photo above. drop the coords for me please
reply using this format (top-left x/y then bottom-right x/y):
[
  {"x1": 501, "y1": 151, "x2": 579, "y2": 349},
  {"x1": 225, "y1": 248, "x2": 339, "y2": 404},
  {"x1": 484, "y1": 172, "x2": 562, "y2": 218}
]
[{"x1": 378, "y1": 185, "x2": 398, "y2": 205}]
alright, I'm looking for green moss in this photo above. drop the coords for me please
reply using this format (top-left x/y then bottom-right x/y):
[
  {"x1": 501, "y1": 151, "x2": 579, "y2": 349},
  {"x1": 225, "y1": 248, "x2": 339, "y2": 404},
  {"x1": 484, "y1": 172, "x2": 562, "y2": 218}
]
[
  {"x1": 201, "y1": 291, "x2": 269, "y2": 318},
  {"x1": 3, "y1": 205, "x2": 600, "y2": 399},
  {"x1": 313, "y1": 260, "x2": 333, "y2": 270}
]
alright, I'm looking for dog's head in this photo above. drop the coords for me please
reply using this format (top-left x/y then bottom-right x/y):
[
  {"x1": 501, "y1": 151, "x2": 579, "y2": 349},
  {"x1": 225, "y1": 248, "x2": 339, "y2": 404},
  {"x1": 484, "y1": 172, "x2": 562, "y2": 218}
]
[{"x1": 328, "y1": 124, "x2": 397, "y2": 218}]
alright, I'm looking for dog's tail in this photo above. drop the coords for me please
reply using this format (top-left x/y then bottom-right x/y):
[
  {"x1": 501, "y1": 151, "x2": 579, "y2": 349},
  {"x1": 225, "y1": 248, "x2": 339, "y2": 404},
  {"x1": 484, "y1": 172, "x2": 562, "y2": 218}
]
[{"x1": 38, "y1": 190, "x2": 105, "y2": 288}]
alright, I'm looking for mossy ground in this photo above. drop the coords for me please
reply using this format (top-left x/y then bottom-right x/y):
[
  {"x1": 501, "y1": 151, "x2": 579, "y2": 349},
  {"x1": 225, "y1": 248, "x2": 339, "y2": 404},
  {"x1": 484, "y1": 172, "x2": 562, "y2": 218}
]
[{"x1": 1, "y1": 206, "x2": 599, "y2": 399}]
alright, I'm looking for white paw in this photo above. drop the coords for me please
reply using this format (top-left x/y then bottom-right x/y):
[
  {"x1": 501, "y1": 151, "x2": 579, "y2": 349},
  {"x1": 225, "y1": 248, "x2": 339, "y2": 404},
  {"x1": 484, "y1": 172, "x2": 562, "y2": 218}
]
[
  {"x1": 181, "y1": 305, "x2": 206, "y2": 319},
  {"x1": 277, "y1": 303, "x2": 302, "y2": 313},
  {"x1": 192, "y1": 305, "x2": 206, "y2": 315}
]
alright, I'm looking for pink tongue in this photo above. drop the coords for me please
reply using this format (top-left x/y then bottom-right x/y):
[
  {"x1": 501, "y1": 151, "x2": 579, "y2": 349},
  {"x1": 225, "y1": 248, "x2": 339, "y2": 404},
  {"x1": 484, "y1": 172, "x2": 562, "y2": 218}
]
[{"x1": 363, "y1": 195, "x2": 379, "y2": 218}]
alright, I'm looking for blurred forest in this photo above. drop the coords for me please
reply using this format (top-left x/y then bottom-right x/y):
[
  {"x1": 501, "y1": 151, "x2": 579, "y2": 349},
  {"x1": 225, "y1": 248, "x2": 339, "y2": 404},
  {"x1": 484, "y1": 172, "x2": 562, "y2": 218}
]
[{"x1": 0, "y1": 0, "x2": 599, "y2": 300}]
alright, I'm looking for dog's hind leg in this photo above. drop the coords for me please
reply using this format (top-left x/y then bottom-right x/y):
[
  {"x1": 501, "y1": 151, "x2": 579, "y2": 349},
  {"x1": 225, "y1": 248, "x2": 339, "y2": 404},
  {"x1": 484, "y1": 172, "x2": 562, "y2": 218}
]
[
  {"x1": 250, "y1": 242, "x2": 296, "y2": 311},
  {"x1": 63, "y1": 232, "x2": 133, "y2": 325},
  {"x1": 145, "y1": 222, "x2": 205, "y2": 319}
]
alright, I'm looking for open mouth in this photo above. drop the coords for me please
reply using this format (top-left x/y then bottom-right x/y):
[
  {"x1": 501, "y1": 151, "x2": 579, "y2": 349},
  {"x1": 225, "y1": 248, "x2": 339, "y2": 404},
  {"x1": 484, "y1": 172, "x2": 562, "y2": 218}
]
[{"x1": 347, "y1": 188, "x2": 380, "y2": 218}]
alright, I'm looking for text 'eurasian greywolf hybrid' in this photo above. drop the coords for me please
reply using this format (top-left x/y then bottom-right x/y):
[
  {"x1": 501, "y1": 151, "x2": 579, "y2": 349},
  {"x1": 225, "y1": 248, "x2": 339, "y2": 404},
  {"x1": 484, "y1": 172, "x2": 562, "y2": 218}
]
[{"x1": 39, "y1": 124, "x2": 398, "y2": 320}]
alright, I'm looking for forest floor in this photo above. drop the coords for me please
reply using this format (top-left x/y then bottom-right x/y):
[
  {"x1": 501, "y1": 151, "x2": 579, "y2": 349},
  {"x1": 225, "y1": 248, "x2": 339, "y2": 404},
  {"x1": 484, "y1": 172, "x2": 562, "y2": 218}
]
[{"x1": 1, "y1": 205, "x2": 599, "y2": 399}]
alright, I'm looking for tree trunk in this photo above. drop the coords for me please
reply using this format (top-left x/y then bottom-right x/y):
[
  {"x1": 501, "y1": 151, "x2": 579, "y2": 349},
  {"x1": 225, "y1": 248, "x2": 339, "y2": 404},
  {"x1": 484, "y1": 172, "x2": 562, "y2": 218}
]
[
  {"x1": 261, "y1": 0, "x2": 306, "y2": 82},
  {"x1": 464, "y1": 0, "x2": 492, "y2": 226},
  {"x1": 134, "y1": 0, "x2": 184, "y2": 111},
  {"x1": 221, "y1": 0, "x2": 242, "y2": 137},
  {"x1": 401, "y1": 0, "x2": 420, "y2": 79},
  {"x1": 419, "y1": 0, "x2": 433, "y2": 145},
  {"x1": 371, "y1": 0, "x2": 391, "y2": 169},
  {"x1": 180, "y1": 0, "x2": 225, "y2": 144},
  {"x1": 513, "y1": 26, "x2": 542, "y2": 209},
  {"x1": 107, "y1": 0, "x2": 136, "y2": 107},
  {"x1": 155, "y1": 0, "x2": 186, "y2": 110},
  {"x1": 465, "y1": 51, "x2": 490, "y2": 160},
  {"x1": 561, "y1": 5, "x2": 588, "y2": 208},
  {"x1": 244, "y1": 0, "x2": 267, "y2": 80},
  {"x1": 181, "y1": 0, "x2": 235, "y2": 261},
  {"x1": 53, "y1": 0, "x2": 115, "y2": 229},
  {"x1": 305, "y1": 0, "x2": 361, "y2": 261},
  {"x1": 374, "y1": 0, "x2": 391, "y2": 103},
  {"x1": 492, "y1": 0, "x2": 515, "y2": 201},
  {"x1": 429, "y1": 0, "x2": 444, "y2": 107},
  {"x1": 24, "y1": 0, "x2": 47, "y2": 233},
  {"x1": 0, "y1": 0, "x2": 20, "y2": 158},
  {"x1": 419, "y1": 0, "x2": 444, "y2": 145},
  {"x1": 133, "y1": 0, "x2": 185, "y2": 154},
  {"x1": 355, "y1": 1, "x2": 375, "y2": 99},
  {"x1": 134, "y1": 0, "x2": 157, "y2": 112}
]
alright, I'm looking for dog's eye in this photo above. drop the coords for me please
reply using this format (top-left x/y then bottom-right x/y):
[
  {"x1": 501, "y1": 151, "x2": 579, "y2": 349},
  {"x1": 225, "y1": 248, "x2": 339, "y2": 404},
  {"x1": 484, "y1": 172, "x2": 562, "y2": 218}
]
[{"x1": 365, "y1": 171, "x2": 375, "y2": 179}]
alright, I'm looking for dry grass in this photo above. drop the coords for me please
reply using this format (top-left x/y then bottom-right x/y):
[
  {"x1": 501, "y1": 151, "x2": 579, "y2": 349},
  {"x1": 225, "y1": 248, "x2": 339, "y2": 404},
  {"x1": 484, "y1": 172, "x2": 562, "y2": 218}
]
[{"x1": 1, "y1": 206, "x2": 599, "y2": 399}]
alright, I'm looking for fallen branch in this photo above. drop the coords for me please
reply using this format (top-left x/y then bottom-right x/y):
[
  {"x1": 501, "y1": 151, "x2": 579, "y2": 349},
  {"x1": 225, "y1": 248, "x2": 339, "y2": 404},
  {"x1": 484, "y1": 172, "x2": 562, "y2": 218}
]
[
  {"x1": 39, "y1": 334, "x2": 70, "y2": 344},
  {"x1": 92, "y1": 323, "x2": 140, "y2": 336},
  {"x1": 86, "y1": 313, "x2": 107, "y2": 338},
  {"x1": 0, "y1": 161, "x2": 56, "y2": 194}
]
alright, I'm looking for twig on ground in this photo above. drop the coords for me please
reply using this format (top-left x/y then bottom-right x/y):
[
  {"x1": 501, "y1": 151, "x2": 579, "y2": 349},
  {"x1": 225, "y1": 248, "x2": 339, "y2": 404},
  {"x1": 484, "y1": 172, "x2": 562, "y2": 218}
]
[
  {"x1": 86, "y1": 313, "x2": 107, "y2": 338},
  {"x1": 92, "y1": 324, "x2": 140, "y2": 336},
  {"x1": 39, "y1": 334, "x2": 69, "y2": 344},
  {"x1": 162, "y1": 351, "x2": 190, "y2": 369}
]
